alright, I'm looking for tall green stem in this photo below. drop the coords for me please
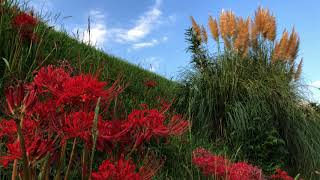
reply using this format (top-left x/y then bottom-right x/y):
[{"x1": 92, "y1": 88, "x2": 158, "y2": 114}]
[
  {"x1": 88, "y1": 97, "x2": 101, "y2": 179},
  {"x1": 64, "y1": 138, "x2": 77, "y2": 180},
  {"x1": 15, "y1": 121, "x2": 31, "y2": 180},
  {"x1": 81, "y1": 148, "x2": 88, "y2": 180},
  {"x1": 39, "y1": 153, "x2": 50, "y2": 180},
  {"x1": 54, "y1": 142, "x2": 67, "y2": 180}
]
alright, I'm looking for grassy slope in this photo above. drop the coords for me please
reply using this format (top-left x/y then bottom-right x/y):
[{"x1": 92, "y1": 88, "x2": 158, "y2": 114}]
[
  {"x1": 36, "y1": 29, "x2": 177, "y2": 111},
  {"x1": 0, "y1": 2, "x2": 176, "y2": 111}
]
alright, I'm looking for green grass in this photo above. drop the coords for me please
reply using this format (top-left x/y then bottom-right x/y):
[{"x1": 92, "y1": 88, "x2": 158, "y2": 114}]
[
  {"x1": 174, "y1": 28, "x2": 320, "y2": 179},
  {"x1": 0, "y1": 0, "x2": 176, "y2": 112}
]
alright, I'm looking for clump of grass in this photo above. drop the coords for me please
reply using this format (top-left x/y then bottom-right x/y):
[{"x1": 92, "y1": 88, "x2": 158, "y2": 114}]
[{"x1": 175, "y1": 7, "x2": 320, "y2": 178}]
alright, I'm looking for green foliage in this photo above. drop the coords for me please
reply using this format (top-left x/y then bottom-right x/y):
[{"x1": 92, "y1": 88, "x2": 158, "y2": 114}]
[
  {"x1": 175, "y1": 27, "x2": 320, "y2": 178},
  {"x1": 227, "y1": 101, "x2": 288, "y2": 173}
]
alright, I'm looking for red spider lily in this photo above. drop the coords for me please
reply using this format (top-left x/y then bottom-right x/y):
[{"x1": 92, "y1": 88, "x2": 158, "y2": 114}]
[
  {"x1": 0, "y1": 119, "x2": 17, "y2": 142},
  {"x1": 12, "y1": 12, "x2": 37, "y2": 27},
  {"x1": 27, "y1": 99, "x2": 57, "y2": 122},
  {"x1": 0, "y1": 65, "x2": 189, "y2": 179},
  {"x1": 192, "y1": 148, "x2": 230, "y2": 177},
  {"x1": 92, "y1": 157, "x2": 141, "y2": 180},
  {"x1": 60, "y1": 112, "x2": 95, "y2": 144},
  {"x1": 127, "y1": 109, "x2": 169, "y2": 148},
  {"x1": 32, "y1": 66, "x2": 123, "y2": 114},
  {"x1": 21, "y1": 118, "x2": 39, "y2": 140},
  {"x1": 193, "y1": 148, "x2": 265, "y2": 180},
  {"x1": 144, "y1": 80, "x2": 157, "y2": 88},
  {"x1": 128, "y1": 109, "x2": 167, "y2": 136},
  {"x1": 18, "y1": 30, "x2": 38, "y2": 42},
  {"x1": 270, "y1": 168, "x2": 294, "y2": 180},
  {"x1": 227, "y1": 162, "x2": 264, "y2": 180},
  {"x1": 167, "y1": 115, "x2": 190, "y2": 136},
  {"x1": 0, "y1": 118, "x2": 38, "y2": 142},
  {"x1": 0, "y1": 141, "x2": 21, "y2": 168},
  {"x1": 26, "y1": 136, "x2": 55, "y2": 164},
  {"x1": 32, "y1": 65, "x2": 71, "y2": 94},
  {"x1": 127, "y1": 107, "x2": 189, "y2": 148},
  {"x1": 5, "y1": 83, "x2": 36, "y2": 116},
  {"x1": 12, "y1": 12, "x2": 38, "y2": 42},
  {"x1": 0, "y1": 137, "x2": 54, "y2": 168},
  {"x1": 56, "y1": 74, "x2": 109, "y2": 105},
  {"x1": 96, "y1": 120, "x2": 131, "y2": 152},
  {"x1": 92, "y1": 155, "x2": 163, "y2": 180}
]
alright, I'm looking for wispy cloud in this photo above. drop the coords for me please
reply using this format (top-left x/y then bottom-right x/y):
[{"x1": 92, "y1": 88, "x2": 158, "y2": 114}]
[
  {"x1": 132, "y1": 39, "x2": 159, "y2": 49},
  {"x1": 76, "y1": 10, "x2": 108, "y2": 47},
  {"x1": 110, "y1": 0, "x2": 163, "y2": 43},
  {"x1": 140, "y1": 57, "x2": 162, "y2": 72},
  {"x1": 72, "y1": 0, "x2": 166, "y2": 49},
  {"x1": 42, "y1": 0, "x2": 170, "y2": 51},
  {"x1": 131, "y1": 36, "x2": 168, "y2": 50}
]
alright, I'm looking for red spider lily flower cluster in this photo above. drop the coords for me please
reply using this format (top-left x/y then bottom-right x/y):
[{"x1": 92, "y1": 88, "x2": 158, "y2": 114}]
[
  {"x1": 270, "y1": 168, "x2": 294, "y2": 180},
  {"x1": 12, "y1": 12, "x2": 38, "y2": 42},
  {"x1": 92, "y1": 154, "x2": 164, "y2": 180},
  {"x1": 192, "y1": 148, "x2": 264, "y2": 180},
  {"x1": 228, "y1": 162, "x2": 264, "y2": 180},
  {"x1": 5, "y1": 83, "x2": 36, "y2": 116},
  {"x1": 92, "y1": 157, "x2": 141, "y2": 180},
  {"x1": 0, "y1": 65, "x2": 189, "y2": 179},
  {"x1": 192, "y1": 148, "x2": 231, "y2": 177},
  {"x1": 12, "y1": 12, "x2": 37, "y2": 27},
  {"x1": 144, "y1": 80, "x2": 157, "y2": 88},
  {"x1": 127, "y1": 107, "x2": 189, "y2": 149}
]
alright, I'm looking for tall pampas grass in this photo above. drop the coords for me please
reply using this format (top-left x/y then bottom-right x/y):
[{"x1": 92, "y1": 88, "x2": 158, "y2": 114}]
[
  {"x1": 294, "y1": 58, "x2": 303, "y2": 80},
  {"x1": 201, "y1": 25, "x2": 208, "y2": 43},
  {"x1": 190, "y1": 16, "x2": 202, "y2": 41},
  {"x1": 287, "y1": 28, "x2": 299, "y2": 62},
  {"x1": 190, "y1": 7, "x2": 298, "y2": 75},
  {"x1": 208, "y1": 16, "x2": 219, "y2": 42},
  {"x1": 219, "y1": 10, "x2": 236, "y2": 39},
  {"x1": 234, "y1": 17, "x2": 250, "y2": 57},
  {"x1": 253, "y1": 7, "x2": 276, "y2": 41},
  {"x1": 183, "y1": 6, "x2": 320, "y2": 178}
]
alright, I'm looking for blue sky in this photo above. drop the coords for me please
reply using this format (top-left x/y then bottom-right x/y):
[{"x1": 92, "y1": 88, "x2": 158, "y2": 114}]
[{"x1": 20, "y1": 0, "x2": 320, "y2": 101}]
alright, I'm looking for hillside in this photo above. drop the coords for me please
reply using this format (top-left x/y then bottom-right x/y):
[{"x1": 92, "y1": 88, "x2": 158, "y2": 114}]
[{"x1": 0, "y1": 1, "x2": 176, "y2": 111}]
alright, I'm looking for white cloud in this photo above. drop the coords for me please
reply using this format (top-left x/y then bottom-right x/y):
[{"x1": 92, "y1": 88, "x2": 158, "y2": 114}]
[
  {"x1": 142, "y1": 57, "x2": 162, "y2": 72},
  {"x1": 82, "y1": 23, "x2": 107, "y2": 46},
  {"x1": 161, "y1": 36, "x2": 168, "y2": 41},
  {"x1": 76, "y1": 10, "x2": 108, "y2": 47},
  {"x1": 131, "y1": 36, "x2": 168, "y2": 50},
  {"x1": 65, "y1": 0, "x2": 170, "y2": 50},
  {"x1": 132, "y1": 39, "x2": 159, "y2": 49},
  {"x1": 110, "y1": 0, "x2": 163, "y2": 43}
]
